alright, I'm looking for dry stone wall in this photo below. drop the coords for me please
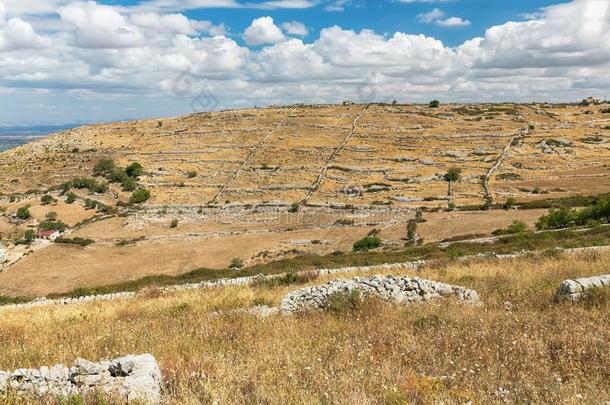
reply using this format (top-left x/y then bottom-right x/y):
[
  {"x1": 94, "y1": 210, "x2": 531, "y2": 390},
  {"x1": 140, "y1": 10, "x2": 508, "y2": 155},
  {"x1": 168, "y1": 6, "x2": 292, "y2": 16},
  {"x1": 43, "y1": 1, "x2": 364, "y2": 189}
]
[
  {"x1": 0, "y1": 354, "x2": 161, "y2": 404},
  {"x1": 280, "y1": 275, "x2": 480, "y2": 313}
]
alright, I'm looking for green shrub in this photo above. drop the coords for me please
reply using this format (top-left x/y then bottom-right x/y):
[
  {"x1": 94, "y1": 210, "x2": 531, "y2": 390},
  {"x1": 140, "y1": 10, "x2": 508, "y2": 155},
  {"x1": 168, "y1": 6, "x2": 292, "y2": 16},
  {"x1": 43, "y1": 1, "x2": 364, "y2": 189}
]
[
  {"x1": 16, "y1": 205, "x2": 31, "y2": 220},
  {"x1": 93, "y1": 158, "x2": 115, "y2": 176},
  {"x1": 65, "y1": 192, "x2": 77, "y2": 204},
  {"x1": 39, "y1": 220, "x2": 68, "y2": 232},
  {"x1": 121, "y1": 177, "x2": 137, "y2": 192},
  {"x1": 503, "y1": 197, "x2": 517, "y2": 210},
  {"x1": 45, "y1": 211, "x2": 58, "y2": 221},
  {"x1": 24, "y1": 229, "x2": 35, "y2": 243},
  {"x1": 493, "y1": 220, "x2": 528, "y2": 235},
  {"x1": 288, "y1": 202, "x2": 300, "y2": 213},
  {"x1": 536, "y1": 206, "x2": 580, "y2": 230},
  {"x1": 429, "y1": 100, "x2": 440, "y2": 108},
  {"x1": 40, "y1": 194, "x2": 56, "y2": 205},
  {"x1": 187, "y1": 170, "x2": 197, "y2": 178},
  {"x1": 54, "y1": 237, "x2": 94, "y2": 247},
  {"x1": 353, "y1": 236, "x2": 382, "y2": 252},
  {"x1": 229, "y1": 258, "x2": 244, "y2": 270},
  {"x1": 170, "y1": 219, "x2": 179, "y2": 228},
  {"x1": 130, "y1": 188, "x2": 151, "y2": 204},
  {"x1": 126, "y1": 162, "x2": 143, "y2": 178},
  {"x1": 84, "y1": 199, "x2": 97, "y2": 209},
  {"x1": 324, "y1": 289, "x2": 363, "y2": 314}
]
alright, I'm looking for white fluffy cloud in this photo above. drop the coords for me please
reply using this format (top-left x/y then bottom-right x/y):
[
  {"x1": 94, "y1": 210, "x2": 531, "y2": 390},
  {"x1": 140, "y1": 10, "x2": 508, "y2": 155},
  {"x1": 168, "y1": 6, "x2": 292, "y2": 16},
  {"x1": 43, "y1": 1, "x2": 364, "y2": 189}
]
[
  {"x1": 1, "y1": 0, "x2": 609, "y2": 125},
  {"x1": 0, "y1": 14, "x2": 49, "y2": 51},
  {"x1": 243, "y1": 16, "x2": 286, "y2": 45},
  {"x1": 281, "y1": 21, "x2": 309, "y2": 36},
  {"x1": 417, "y1": 8, "x2": 470, "y2": 27}
]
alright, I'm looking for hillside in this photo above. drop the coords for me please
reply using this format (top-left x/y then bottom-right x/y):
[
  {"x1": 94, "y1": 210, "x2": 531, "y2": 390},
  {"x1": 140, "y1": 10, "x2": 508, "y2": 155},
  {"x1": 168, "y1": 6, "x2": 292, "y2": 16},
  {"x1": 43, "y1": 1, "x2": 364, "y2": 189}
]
[{"x1": 0, "y1": 102, "x2": 609, "y2": 297}]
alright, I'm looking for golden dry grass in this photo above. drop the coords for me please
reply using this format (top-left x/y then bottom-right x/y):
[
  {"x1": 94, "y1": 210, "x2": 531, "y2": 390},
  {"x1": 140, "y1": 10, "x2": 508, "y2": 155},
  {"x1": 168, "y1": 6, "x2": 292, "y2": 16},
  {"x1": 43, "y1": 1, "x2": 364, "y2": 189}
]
[{"x1": 1, "y1": 251, "x2": 609, "y2": 404}]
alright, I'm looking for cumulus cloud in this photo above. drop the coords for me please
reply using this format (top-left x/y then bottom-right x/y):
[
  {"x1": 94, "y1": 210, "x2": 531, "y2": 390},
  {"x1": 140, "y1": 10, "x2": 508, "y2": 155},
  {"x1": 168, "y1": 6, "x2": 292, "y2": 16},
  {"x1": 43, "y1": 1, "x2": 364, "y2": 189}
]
[
  {"x1": 0, "y1": 14, "x2": 49, "y2": 51},
  {"x1": 243, "y1": 16, "x2": 286, "y2": 45},
  {"x1": 0, "y1": 0, "x2": 609, "y2": 125}
]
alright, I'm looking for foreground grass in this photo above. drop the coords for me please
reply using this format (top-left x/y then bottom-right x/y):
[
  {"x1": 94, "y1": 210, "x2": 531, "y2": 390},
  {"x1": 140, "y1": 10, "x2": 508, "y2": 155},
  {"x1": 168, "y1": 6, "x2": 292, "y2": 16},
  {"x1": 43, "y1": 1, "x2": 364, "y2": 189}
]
[
  {"x1": 0, "y1": 251, "x2": 609, "y2": 404},
  {"x1": 33, "y1": 225, "x2": 610, "y2": 299}
]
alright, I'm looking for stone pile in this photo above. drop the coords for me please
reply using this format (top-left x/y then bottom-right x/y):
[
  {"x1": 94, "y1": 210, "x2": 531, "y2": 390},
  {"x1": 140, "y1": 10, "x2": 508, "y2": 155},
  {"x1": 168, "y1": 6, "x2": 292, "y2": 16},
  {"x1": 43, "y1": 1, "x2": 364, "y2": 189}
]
[
  {"x1": 555, "y1": 274, "x2": 610, "y2": 302},
  {"x1": 0, "y1": 354, "x2": 161, "y2": 404},
  {"x1": 279, "y1": 275, "x2": 480, "y2": 313}
]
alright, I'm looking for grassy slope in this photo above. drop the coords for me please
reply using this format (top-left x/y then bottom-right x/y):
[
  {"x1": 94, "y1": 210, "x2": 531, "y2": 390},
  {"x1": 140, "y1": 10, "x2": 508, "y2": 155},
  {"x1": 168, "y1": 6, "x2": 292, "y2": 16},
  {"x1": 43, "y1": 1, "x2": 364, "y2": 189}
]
[{"x1": 0, "y1": 251, "x2": 609, "y2": 404}]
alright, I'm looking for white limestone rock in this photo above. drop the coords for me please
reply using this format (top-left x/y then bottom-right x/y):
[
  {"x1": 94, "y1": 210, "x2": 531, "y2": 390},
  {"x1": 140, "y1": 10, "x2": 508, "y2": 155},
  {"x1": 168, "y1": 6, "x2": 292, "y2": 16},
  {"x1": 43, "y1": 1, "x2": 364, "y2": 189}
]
[{"x1": 555, "y1": 275, "x2": 610, "y2": 302}]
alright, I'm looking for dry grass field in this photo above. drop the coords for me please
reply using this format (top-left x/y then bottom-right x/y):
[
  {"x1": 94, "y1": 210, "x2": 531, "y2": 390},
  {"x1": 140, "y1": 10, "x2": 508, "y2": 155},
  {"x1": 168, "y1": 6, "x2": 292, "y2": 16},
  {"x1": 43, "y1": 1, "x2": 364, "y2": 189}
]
[{"x1": 0, "y1": 251, "x2": 608, "y2": 404}]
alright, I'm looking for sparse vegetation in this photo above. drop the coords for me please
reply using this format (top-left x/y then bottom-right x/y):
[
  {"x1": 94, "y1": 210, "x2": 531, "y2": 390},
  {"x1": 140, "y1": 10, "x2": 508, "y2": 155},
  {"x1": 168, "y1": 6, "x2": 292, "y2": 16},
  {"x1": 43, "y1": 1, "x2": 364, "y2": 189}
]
[
  {"x1": 492, "y1": 220, "x2": 528, "y2": 235},
  {"x1": 186, "y1": 170, "x2": 197, "y2": 178},
  {"x1": 170, "y1": 219, "x2": 179, "y2": 228},
  {"x1": 229, "y1": 258, "x2": 244, "y2": 270},
  {"x1": 54, "y1": 237, "x2": 94, "y2": 247},
  {"x1": 288, "y1": 202, "x2": 300, "y2": 213}
]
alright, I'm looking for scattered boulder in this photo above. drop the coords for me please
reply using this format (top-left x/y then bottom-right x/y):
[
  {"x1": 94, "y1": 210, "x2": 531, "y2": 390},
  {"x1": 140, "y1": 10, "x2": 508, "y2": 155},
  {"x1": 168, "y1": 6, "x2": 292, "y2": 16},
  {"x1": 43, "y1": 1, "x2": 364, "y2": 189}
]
[
  {"x1": 555, "y1": 275, "x2": 610, "y2": 302},
  {"x1": 279, "y1": 275, "x2": 480, "y2": 313},
  {"x1": 0, "y1": 354, "x2": 161, "y2": 404}
]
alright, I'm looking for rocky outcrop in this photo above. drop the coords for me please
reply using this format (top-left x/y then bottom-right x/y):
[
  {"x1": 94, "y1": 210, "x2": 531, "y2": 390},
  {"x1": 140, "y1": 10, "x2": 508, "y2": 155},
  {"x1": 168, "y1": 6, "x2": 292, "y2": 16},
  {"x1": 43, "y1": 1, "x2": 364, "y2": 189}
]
[
  {"x1": 279, "y1": 275, "x2": 480, "y2": 313},
  {"x1": 0, "y1": 354, "x2": 161, "y2": 403},
  {"x1": 555, "y1": 275, "x2": 610, "y2": 302}
]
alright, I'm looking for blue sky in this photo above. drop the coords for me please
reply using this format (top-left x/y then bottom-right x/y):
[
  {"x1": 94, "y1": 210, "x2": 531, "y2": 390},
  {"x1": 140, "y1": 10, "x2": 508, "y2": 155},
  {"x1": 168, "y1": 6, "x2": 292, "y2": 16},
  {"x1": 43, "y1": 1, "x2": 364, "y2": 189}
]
[{"x1": 0, "y1": 0, "x2": 608, "y2": 126}]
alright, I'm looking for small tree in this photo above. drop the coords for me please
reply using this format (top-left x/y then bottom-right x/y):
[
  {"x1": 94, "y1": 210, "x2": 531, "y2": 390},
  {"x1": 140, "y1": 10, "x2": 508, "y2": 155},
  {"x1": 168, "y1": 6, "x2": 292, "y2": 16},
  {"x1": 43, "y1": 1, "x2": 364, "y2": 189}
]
[
  {"x1": 406, "y1": 219, "x2": 418, "y2": 246},
  {"x1": 170, "y1": 219, "x2": 179, "y2": 228},
  {"x1": 187, "y1": 170, "x2": 197, "y2": 178},
  {"x1": 16, "y1": 205, "x2": 31, "y2": 220},
  {"x1": 444, "y1": 168, "x2": 462, "y2": 183},
  {"x1": 46, "y1": 211, "x2": 58, "y2": 221},
  {"x1": 429, "y1": 100, "x2": 440, "y2": 108},
  {"x1": 24, "y1": 229, "x2": 35, "y2": 244}
]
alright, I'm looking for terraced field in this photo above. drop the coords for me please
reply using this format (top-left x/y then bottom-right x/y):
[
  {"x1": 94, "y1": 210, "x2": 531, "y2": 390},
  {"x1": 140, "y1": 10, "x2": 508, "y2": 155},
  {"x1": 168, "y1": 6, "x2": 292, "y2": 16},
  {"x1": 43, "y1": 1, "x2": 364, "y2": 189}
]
[{"x1": 0, "y1": 102, "x2": 609, "y2": 296}]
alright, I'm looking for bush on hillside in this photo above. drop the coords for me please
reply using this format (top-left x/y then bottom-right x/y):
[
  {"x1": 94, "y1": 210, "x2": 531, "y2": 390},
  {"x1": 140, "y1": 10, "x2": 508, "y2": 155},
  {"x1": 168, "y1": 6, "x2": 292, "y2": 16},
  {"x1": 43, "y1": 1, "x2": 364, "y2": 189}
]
[
  {"x1": 16, "y1": 205, "x2": 31, "y2": 220},
  {"x1": 130, "y1": 188, "x2": 151, "y2": 204},
  {"x1": 353, "y1": 236, "x2": 382, "y2": 252}
]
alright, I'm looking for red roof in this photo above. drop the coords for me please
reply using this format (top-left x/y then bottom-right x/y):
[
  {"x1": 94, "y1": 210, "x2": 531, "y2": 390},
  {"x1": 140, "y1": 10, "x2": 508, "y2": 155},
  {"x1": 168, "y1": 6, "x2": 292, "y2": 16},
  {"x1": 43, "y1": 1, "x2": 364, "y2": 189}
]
[{"x1": 37, "y1": 230, "x2": 58, "y2": 237}]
